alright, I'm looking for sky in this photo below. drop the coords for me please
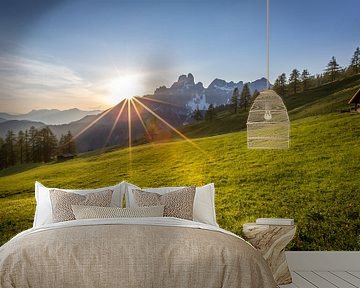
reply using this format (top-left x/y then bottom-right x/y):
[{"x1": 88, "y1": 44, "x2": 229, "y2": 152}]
[{"x1": 0, "y1": 0, "x2": 359, "y2": 113}]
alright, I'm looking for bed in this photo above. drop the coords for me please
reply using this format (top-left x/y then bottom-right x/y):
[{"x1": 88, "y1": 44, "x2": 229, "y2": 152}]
[{"x1": 0, "y1": 182, "x2": 277, "y2": 288}]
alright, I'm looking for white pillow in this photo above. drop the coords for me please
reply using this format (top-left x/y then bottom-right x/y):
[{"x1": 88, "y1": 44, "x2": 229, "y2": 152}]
[
  {"x1": 33, "y1": 181, "x2": 126, "y2": 227},
  {"x1": 124, "y1": 182, "x2": 218, "y2": 227}
]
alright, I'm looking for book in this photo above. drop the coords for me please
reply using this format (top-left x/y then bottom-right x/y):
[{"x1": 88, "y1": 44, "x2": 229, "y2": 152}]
[{"x1": 256, "y1": 218, "x2": 294, "y2": 226}]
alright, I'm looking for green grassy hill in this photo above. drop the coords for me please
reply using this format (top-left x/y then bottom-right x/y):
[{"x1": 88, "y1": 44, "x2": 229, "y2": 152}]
[
  {"x1": 181, "y1": 74, "x2": 360, "y2": 138},
  {"x1": 1, "y1": 76, "x2": 359, "y2": 250}
]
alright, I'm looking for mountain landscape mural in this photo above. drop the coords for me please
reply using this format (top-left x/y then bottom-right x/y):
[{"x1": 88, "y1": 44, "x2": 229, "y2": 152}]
[
  {"x1": 0, "y1": 74, "x2": 269, "y2": 151},
  {"x1": 0, "y1": 1, "x2": 359, "y2": 286}
]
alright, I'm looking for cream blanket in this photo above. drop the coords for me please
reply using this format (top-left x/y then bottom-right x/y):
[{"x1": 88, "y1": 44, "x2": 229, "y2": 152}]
[{"x1": 0, "y1": 218, "x2": 276, "y2": 287}]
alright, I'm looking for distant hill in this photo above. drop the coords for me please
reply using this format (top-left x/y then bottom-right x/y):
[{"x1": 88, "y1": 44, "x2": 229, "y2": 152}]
[
  {"x1": 0, "y1": 120, "x2": 45, "y2": 137},
  {"x1": 0, "y1": 108, "x2": 101, "y2": 125}
]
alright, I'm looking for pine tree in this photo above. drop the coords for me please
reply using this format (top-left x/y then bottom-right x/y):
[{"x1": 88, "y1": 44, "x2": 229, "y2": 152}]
[
  {"x1": 301, "y1": 69, "x2": 311, "y2": 91},
  {"x1": 240, "y1": 83, "x2": 251, "y2": 111},
  {"x1": 273, "y1": 73, "x2": 287, "y2": 96},
  {"x1": 205, "y1": 104, "x2": 216, "y2": 122},
  {"x1": 64, "y1": 131, "x2": 76, "y2": 154},
  {"x1": 40, "y1": 127, "x2": 58, "y2": 162},
  {"x1": 58, "y1": 134, "x2": 66, "y2": 154},
  {"x1": 5, "y1": 130, "x2": 16, "y2": 166},
  {"x1": 192, "y1": 107, "x2": 203, "y2": 121},
  {"x1": 252, "y1": 89, "x2": 260, "y2": 100},
  {"x1": 0, "y1": 137, "x2": 6, "y2": 169},
  {"x1": 24, "y1": 129, "x2": 31, "y2": 163},
  {"x1": 231, "y1": 87, "x2": 240, "y2": 113},
  {"x1": 17, "y1": 130, "x2": 25, "y2": 164},
  {"x1": 58, "y1": 131, "x2": 76, "y2": 155},
  {"x1": 350, "y1": 47, "x2": 360, "y2": 74},
  {"x1": 289, "y1": 69, "x2": 300, "y2": 94},
  {"x1": 29, "y1": 126, "x2": 38, "y2": 162},
  {"x1": 325, "y1": 56, "x2": 341, "y2": 81}
]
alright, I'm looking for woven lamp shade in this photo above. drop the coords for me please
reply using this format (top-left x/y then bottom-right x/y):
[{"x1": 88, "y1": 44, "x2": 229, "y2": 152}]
[{"x1": 247, "y1": 90, "x2": 290, "y2": 149}]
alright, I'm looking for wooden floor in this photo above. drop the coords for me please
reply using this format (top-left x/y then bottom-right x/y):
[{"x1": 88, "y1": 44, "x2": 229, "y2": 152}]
[{"x1": 280, "y1": 252, "x2": 360, "y2": 288}]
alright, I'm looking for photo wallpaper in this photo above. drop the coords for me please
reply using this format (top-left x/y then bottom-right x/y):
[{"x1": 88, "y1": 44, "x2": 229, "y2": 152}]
[{"x1": 0, "y1": 0, "x2": 359, "y2": 251}]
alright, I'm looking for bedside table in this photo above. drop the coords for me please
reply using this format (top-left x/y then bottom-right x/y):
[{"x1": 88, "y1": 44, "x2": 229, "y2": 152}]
[{"x1": 242, "y1": 222, "x2": 296, "y2": 285}]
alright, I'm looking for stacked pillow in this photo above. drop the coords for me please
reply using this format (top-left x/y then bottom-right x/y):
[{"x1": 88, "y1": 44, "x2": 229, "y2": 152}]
[
  {"x1": 33, "y1": 181, "x2": 125, "y2": 227},
  {"x1": 132, "y1": 186, "x2": 196, "y2": 220},
  {"x1": 125, "y1": 182, "x2": 218, "y2": 227},
  {"x1": 33, "y1": 181, "x2": 218, "y2": 227}
]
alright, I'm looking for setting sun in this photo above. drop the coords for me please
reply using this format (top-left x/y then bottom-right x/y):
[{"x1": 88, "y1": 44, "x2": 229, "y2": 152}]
[{"x1": 106, "y1": 74, "x2": 144, "y2": 105}]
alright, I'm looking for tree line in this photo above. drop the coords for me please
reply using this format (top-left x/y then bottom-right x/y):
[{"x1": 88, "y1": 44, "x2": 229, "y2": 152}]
[
  {"x1": 192, "y1": 46, "x2": 360, "y2": 122},
  {"x1": 0, "y1": 127, "x2": 76, "y2": 170},
  {"x1": 273, "y1": 47, "x2": 360, "y2": 96}
]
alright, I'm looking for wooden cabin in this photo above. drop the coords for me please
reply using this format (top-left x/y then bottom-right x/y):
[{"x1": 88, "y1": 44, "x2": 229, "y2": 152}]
[
  {"x1": 348, "y1": 87, "x2": 360, "y2": 112},
  {"x1": 57, "y1": 153, "x2": 75, "y2": 161}
]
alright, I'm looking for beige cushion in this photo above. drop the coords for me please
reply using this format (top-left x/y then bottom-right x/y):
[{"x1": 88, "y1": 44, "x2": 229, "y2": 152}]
[
  {"x1": 132, "y1": 186, "x2": 196, "y2": 220},
  {"x1": 49, "y1": 189, "x2": 113, "y2": 222},
  {"x1": 71, "y1": 205, "x2": 164, "y2": 219}
]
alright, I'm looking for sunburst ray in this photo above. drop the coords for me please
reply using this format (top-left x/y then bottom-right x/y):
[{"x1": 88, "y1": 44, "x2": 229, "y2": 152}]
[
  {"x1": 103, "y1": 99, "x2": 127, "y2": 148},
  {"x1": 72, "y1": 107, "x2": 114, "y2": 141},
  {"x1": 130, "y1": 98, "x2": 153, "y2": 143},
  {"x1": 133, "y1": 97, "x2": 209, "y2": 157},
  {"x1": 127, "y1": 98, "x2": 132, "y2": 164}
]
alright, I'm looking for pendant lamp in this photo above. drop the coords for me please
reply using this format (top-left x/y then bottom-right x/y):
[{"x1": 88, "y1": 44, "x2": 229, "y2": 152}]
[{"x1": 247, "y1": 0, "x2": 290, "y2": 149}]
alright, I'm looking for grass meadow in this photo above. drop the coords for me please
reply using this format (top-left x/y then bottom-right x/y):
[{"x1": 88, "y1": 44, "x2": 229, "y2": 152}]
[{"x1": 1, "y1": 112, "x2": 359, "y2": 250}]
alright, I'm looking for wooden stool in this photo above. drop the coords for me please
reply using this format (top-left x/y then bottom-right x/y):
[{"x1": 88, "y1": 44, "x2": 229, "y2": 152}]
[{"x1": 243, "y1": 222, "x2": 296, "y2": 285}]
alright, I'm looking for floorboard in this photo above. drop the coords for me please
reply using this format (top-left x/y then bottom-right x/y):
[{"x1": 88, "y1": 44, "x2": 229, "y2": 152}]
[
  {"x1": 314, "y1": 271, "x2": 356, "y2": 288},
  {"x1": 331, "y1": 271, "x2": 360, "y2": 287},
  {"x1": 297, "y1": 271, "x2": 338, "y2": 288},
  {"x1": 291, "y1": 272, "x2": 318, "y2": 288},
  {"x1": 278, "y1": 252, "x2": 360, "y2": 288}
]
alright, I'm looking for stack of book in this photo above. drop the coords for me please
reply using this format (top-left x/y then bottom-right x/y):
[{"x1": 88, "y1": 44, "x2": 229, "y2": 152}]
[{"x1": 255, "y1": 218, "x2": 294, "y2": 225}]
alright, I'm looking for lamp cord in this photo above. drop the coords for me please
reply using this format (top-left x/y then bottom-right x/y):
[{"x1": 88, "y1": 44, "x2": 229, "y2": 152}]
[{"x1": 266, "y1": 0, "x2": 270, "y2": 90}]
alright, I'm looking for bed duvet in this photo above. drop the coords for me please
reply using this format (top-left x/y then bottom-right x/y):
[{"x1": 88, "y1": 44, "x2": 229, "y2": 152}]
[{"x1": 0, "y1": 217, "x2": 276, "y2": 288}]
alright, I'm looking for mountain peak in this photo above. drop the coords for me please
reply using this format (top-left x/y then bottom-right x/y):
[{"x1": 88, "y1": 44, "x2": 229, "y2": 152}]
[{"x1": 174, "y1": 73, "x2": 195, "y2": 87}]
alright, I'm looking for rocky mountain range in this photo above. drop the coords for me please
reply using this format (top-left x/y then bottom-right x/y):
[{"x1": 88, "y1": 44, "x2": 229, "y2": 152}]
[{"x1": 151, "y1": 73, "x2": 269, "y2": 110}]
